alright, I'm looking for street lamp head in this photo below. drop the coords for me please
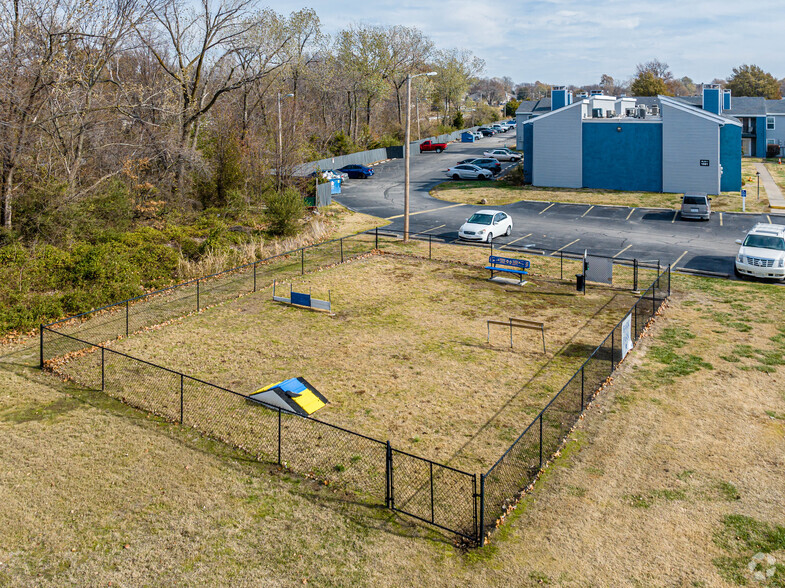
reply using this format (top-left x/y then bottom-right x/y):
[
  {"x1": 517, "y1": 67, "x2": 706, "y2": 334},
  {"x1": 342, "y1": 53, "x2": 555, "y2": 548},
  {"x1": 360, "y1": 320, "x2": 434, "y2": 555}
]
[
  {"x1": 285, "y1": 93, "x2": 294, "y2": 98},
  {"x1": 756, "y1": 171, "x2": 761, "y2": 176},
  {"x1": 425, "y1": 71, "x2": 437, "y2": 76}
]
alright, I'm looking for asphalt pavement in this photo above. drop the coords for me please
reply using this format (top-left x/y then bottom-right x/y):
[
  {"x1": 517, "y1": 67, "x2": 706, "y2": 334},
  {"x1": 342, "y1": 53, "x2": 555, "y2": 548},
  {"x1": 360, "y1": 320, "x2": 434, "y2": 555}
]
[{"x1": 335, "y1": 132, "x2": 785, "y2": 277}]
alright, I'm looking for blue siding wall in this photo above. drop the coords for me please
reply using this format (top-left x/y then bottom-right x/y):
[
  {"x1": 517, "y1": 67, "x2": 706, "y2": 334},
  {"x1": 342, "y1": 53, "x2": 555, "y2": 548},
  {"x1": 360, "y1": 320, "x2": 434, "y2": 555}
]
[
  {"x1": 703, "y1": 87, "x2": 721, "y2": 115},
  {"x1": 551, "y1": 89, "x2": 567, "y2": 111},
  {"x1": 523, "y1": 123, "x2": 534, "y2": 183},
  {"x1": 756, "y1": 117, "x2": 768, "y2": 157},
  {"x1": 720, "y1": 124, "x2": 742, "y2": 192},
  {"x1": 723, "y1": 90, "x2": 731, "y2": 111},
  {"x1": 582, "y1": 123, "x2": 663, "y2": 192}
]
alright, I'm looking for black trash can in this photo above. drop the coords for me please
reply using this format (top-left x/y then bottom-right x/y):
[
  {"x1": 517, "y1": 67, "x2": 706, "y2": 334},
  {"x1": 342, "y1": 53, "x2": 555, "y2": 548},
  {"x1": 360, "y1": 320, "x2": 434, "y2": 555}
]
[{"x1": 576, "y1": 273, "x2": 585, "y2": 292}]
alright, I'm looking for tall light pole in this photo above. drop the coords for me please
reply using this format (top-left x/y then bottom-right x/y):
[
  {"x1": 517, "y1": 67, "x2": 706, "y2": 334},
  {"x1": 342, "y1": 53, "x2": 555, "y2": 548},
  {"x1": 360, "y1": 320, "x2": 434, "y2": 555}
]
[
  {"x1": 404, "y1": 71, "x2": 437, "y2": 242},
  {"x1": 277, "y1": 92, "x2": 294, "y2": 191},
  {"x1": 756, "y1": 171, "x2": 761, "y2": 200}
]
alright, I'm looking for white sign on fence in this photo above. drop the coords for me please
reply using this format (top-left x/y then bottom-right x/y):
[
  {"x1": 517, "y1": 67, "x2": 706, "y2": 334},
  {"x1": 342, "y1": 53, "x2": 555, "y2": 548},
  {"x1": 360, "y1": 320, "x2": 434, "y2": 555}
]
[{"x1": 621, "y1": 314, "x2": 633, "y2": 358}]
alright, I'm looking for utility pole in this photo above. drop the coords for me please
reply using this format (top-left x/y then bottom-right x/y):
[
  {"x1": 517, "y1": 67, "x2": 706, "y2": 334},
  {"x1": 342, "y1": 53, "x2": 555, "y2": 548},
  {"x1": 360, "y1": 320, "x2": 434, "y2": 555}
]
[{"x1": 404, "y1": 71, "x2": 437, "y2": 242}]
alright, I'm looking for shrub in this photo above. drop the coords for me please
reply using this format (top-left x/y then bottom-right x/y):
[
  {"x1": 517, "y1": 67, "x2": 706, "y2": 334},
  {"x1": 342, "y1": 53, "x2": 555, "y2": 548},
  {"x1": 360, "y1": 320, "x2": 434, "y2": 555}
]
[
  {"x1": 263, "y1": 188, "x2": 305, "y2": 237},
  {"x1": 505, "y1": 163, "x2": 526, "y2": 186},
  {"x1": 767, "y1": 143, "x2": 781, "y2": 158}
]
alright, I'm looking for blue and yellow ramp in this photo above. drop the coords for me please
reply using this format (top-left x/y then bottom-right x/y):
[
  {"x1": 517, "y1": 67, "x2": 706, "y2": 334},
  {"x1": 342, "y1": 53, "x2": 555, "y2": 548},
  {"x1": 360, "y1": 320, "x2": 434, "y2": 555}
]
[{"x1": 249, "y1": 377, "x2": 328, "y2": 416}]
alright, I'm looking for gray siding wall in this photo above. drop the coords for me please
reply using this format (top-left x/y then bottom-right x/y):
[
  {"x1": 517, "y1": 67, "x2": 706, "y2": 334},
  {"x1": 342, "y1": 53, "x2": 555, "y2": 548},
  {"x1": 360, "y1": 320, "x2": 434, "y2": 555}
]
[
  {"x1": 767, "y1": 114, "x2": 785, "y2": 151},
  {"x1": 532, "y1": 105, "x2": 583, "y2": 188},
  {"x1": 662, "y1": 104, "x2": 721, "y2": 195}
]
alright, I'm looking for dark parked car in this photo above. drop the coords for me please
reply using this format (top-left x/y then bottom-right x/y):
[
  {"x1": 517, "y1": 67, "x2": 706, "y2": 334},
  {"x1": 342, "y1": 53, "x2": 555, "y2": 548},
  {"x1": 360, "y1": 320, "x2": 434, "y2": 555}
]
[
  {"x1": 337, "y1": 164, "x2": 374, "y2": 179},
  {"x1": 477, "y1": 127, "x2": 496, "y2": 137},
  {"x1": 457, "y1": 157, "x2": 502, "y2": 175}
]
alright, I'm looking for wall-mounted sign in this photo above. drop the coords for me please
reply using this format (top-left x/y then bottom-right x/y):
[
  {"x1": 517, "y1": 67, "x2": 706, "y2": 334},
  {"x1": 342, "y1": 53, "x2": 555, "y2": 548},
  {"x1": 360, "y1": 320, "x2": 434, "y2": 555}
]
[{"x1": 700, "y1": 160, "x2": 710, "y2": 166}]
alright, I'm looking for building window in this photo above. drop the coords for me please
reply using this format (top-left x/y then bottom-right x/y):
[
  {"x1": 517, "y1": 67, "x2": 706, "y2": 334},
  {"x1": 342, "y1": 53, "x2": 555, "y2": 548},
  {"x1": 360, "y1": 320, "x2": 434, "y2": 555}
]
[
  {"x1": 767, "y1": 117, "x2": 775, "y2": 131},
  {"x1": 768, "y1": 139, "x2": 777, "y2": 145}
]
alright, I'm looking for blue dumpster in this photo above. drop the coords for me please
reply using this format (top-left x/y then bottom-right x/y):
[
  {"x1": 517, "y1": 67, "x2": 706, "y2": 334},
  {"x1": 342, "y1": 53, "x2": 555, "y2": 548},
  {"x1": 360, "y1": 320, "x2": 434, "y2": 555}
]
[{"x1": 461, "y1": 131, "x2": 475, "y2": 143}]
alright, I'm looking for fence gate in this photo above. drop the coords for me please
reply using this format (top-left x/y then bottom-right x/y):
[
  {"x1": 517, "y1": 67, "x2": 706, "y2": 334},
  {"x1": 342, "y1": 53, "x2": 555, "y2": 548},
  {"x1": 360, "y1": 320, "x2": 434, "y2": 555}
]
[{"x1": 388, "y1": 448, "x2": 478, "y2": 541}]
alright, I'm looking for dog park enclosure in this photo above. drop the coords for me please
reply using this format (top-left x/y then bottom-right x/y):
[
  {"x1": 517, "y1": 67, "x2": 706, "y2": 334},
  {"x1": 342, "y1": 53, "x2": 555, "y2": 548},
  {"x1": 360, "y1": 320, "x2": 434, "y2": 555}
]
[{"x1": 41, "y1": 230, "x2": 670, "y2": 543}]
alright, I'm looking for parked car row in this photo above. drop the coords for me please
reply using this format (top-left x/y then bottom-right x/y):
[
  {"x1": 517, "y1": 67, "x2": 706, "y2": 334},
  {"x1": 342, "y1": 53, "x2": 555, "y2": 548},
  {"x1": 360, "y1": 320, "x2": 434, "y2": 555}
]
[
  {"x1": 451, "y1": 148, "x2": 521, "y2": 180},
  {"x1": 476, "y1": 121, "x2": 516, "y2": 137}
]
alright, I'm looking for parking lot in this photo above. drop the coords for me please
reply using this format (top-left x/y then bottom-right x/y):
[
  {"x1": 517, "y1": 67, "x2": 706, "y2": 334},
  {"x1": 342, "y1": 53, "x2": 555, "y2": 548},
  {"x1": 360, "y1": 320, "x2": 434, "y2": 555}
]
[{"x1": 334, "y1": 132, "x2": 785, "y2": 278}]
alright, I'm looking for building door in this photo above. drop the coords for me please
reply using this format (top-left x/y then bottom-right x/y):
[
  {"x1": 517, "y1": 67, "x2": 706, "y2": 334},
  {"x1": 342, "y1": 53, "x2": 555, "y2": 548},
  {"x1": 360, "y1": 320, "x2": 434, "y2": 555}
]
[{"x1": 742, "y1": 138, "x2": 752, "y2": 157}]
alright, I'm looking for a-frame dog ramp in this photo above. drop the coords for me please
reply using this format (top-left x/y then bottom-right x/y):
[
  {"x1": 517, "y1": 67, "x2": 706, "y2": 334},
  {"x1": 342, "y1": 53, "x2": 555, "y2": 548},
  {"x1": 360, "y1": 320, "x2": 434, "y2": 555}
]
[{"x1": 249, "y1": 377, "x2": 328, "y2": 416}]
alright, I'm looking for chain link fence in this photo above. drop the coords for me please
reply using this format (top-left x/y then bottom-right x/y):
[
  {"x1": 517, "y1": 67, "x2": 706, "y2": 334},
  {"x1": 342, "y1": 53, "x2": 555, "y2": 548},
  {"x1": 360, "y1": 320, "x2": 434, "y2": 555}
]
[{"x1": 40, "y1": 226, "x2": 670, "y2": 545}]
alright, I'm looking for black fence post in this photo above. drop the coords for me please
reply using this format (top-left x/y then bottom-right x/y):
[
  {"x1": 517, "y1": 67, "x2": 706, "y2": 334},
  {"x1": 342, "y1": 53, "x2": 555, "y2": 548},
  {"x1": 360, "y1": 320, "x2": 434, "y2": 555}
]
[
  {"x1": 387, "y1": 442, "x2": 394, "y2": 509},
  {"x1": 301, "y1": 248, "x2": 304, "y2": 275},
  {"x1": 180, "y1": 374, "x2": 184, "y2": 425},
  {"x1": 375, "y1": 227, "x2": 378, "y2": 250},
  {"x1": 429, "y1": 234, "x2": 432, "y2": 259},
  {"x1": 560, "y1": 250, "x2": 563, "y2": 280},
  {"x1": 253, "y1": 262, "x2": 257, "y2": 293},
  {"x1": 478, "y1": 474, "x2": 485, "y2": 546},
  {"x1": 101, "y1": 347, "x2": 105, "y2": 391},
  {"x1": 340, "y1": 238, "x2": 344, "y2": 263},
  {"x1": 196, "y1": 279, "x2": 200, "y2": 312},
  {"x1": 633, "y1": 258, "x2": 638, "y2": 291},
  {"x1": 125, "y1": 301, "x2": 129, "y2": 336},
  {"x1": 668, "y1": 264, "x2": 671, "y2": 296},
  {"x1": 277, "y1": 408, "x2": 282, "y2": 465},
  {"x1": 39, "y1": 325, "x2": 43, "y2": 369},
  {"x1": 610, "y1": 330, "x2": 615, "y2": 373},
  {"x1": 429, "y1": 461, "x2": 435, "y2": 524},
  {"x1": 539, "y1": 413, "x2": 544, "y2": 470},
  {"x1": 581, "y1": 365, "x2": 585, "y2": 411}
]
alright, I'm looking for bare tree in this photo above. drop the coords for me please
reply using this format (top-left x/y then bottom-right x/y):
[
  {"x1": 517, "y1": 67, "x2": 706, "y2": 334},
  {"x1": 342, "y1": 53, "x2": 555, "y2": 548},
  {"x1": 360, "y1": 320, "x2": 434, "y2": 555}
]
[{"x1": 134, "y1": 0, "x2": 283, "y2": 200}]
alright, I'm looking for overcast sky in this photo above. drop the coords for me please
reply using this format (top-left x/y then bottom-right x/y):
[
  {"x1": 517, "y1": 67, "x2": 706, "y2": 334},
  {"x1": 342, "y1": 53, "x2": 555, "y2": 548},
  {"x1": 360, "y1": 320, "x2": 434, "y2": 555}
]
[{"x1": 272, "y1": 0, "x2": 784, "y2": 86}]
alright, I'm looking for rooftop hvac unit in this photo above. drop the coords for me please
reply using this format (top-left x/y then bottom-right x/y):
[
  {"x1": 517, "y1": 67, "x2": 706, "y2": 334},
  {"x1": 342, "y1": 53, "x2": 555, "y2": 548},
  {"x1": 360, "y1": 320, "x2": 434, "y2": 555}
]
[
  {"x1": 625, "y1": 108, "x2": 636, "y2": 117},
  {"x1": 605, "y1": 110, "x2": 615, "y2": 118},
  {"x1": 592, "y1": 108, "x2": 604, "y2": 118},
  {"x1": 651, "y1": 104, "x2": 660, "y2": 116},
  {"x1": 637, "y1": 106, "x2": 646, "y2": 119}
]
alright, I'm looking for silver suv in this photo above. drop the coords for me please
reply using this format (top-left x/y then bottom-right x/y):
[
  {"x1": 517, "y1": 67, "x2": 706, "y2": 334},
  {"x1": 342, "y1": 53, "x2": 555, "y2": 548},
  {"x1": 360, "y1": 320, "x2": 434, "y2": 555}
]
[
  {"x1": 680, "y1": 193, "x2": 711, "y2": 221},
  {"x1": 735, "y1": 223, "x2": 785, "y2": 280}
]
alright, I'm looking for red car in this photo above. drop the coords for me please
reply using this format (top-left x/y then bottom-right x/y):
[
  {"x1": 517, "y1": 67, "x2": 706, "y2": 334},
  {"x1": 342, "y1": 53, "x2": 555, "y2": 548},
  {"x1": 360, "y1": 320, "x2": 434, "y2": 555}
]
[{"x1": 419, "y1": 140, "x2": 448, "y2": 153}]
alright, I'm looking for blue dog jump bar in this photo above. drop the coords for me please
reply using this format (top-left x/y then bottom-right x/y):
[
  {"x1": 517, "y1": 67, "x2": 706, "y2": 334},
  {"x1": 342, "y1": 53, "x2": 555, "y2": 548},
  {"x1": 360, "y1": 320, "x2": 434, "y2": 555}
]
[{"x1": 485, "y1": 255, "x2": 530, "y2": 284}]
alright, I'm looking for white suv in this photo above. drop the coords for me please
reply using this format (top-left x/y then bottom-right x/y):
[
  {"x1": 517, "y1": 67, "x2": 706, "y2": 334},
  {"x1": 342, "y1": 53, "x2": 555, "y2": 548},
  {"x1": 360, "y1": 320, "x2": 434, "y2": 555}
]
[{"x1": 735, "y1": 223, "x2": 785, "y2": 280}]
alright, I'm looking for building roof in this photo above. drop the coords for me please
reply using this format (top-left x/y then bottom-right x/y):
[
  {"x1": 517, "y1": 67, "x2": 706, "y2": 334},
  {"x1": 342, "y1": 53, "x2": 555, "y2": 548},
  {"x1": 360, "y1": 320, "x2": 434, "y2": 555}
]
[
  {"x1": 765, "y1": 99, "x2": 785, "y2": 114},
  {"x1": 515, "y1": 98, "x2": 552, "y2": 115}
]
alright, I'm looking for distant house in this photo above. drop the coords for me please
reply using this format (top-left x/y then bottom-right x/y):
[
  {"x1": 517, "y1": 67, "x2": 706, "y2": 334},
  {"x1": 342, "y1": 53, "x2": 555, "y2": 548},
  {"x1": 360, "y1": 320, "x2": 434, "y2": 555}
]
[{"x1": 516, "y1": 85, "x2": 743, "y2": 195}]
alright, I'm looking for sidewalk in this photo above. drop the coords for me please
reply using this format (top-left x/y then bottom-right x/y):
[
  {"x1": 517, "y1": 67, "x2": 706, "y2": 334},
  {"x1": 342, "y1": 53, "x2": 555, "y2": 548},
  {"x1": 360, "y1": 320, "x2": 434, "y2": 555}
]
[{"x1": 754, "y1": 162, "x2": 785, "y2": 209}]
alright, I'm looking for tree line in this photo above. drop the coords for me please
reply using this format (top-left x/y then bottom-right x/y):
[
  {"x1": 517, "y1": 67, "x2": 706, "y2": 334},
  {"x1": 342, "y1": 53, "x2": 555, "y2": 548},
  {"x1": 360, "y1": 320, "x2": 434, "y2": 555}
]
[
  {"x1": 515, "y1": 60, "x2": 784, "y2": 101},
  {"x1": 0, "y1": 0, "x2": 492, "y2": 240}
]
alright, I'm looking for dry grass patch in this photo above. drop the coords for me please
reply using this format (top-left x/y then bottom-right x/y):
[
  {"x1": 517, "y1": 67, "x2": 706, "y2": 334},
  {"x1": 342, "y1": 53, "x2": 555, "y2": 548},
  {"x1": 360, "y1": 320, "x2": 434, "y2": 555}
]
[
  {"x1": 73, "y1": 251, "x2": 638, "y2": 472},
  {"x1": 3, "y1": 265, "x2": 785, "y2": 585}
]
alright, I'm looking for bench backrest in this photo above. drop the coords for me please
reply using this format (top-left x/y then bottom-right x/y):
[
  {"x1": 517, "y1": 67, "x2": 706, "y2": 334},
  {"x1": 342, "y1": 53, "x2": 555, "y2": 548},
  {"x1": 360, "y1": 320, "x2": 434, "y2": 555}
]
[{"x1": 489, "y1": 255, "x2": 530, "y2": 269}]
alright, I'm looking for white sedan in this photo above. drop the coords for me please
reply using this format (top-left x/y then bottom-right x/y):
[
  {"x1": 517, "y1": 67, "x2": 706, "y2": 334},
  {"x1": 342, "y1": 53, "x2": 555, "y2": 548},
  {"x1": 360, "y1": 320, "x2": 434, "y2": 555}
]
[
  {"x1": 483, "y1": 149, "x2": 521, "y2": 162},
  {"x1": 445, "y1": 164, "x2": 493, "y2": 180},
  {"x1": 458, "y1": 209, "x2": 513, "y2": 242}
]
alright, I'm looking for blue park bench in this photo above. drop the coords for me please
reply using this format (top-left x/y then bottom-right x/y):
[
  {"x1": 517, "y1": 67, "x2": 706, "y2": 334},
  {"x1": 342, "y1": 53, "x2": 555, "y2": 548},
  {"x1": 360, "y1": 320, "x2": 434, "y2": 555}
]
[{"x1": 485, "y1": 255, "x2": 530, "y2": 284}]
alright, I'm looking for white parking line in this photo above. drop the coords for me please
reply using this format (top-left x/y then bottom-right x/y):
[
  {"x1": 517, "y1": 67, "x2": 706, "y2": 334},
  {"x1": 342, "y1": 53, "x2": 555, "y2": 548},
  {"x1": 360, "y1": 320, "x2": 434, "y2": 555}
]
[
  {"x1": 626, "y1": 209, "x2": 635, "y2": 221},
  {"x1": 420, "y1": 224, "x2": 445, "y2": 233},
  {"x1": 581, "y1": 205, "x2": 594, "y2": 218},
  {"x1": 719, "y1": 212, "x2": 723, "y2": 227},
  {"x1": 613, "y1": 244, "x2": 632, "y2": 258},
  {"x1": 768, "y1": 215, "x2": 772, "y2": 224},
  {"x1": 498, "y1": 233, "x2": 532, "y2": 250},
  {"x1": 672, "y1": 250, "x2": 689, "y2": 268},
  {"x1": 385, "y1": 203, "x2": 466, "y2": 220},
  {"x1": 550, "y1": 238, "x2": 580, "y2": 255},
  {"x1": 539, "y1": 203, "x2": 556, "y2": 215}
]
